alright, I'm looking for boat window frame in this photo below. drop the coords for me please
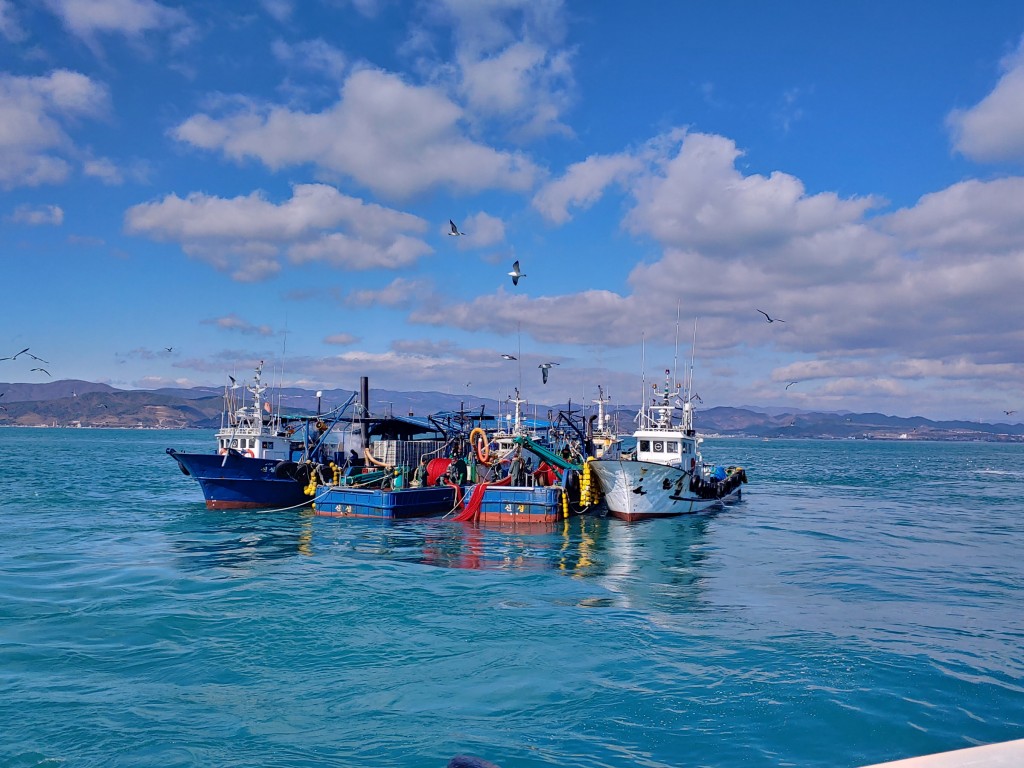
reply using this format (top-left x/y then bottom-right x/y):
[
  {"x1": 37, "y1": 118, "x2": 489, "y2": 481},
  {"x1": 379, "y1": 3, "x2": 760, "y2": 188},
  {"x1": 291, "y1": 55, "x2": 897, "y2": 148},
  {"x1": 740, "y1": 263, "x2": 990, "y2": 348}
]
[
  {"x1": 639, "y1": 439, "x2": 650, "y2": 452},
  {"x1": 666, "y1": 441, "x2": 678, "y2": 453},
  {"x1": 652, "y1": 440, "x2": 664, "y2": 452}
]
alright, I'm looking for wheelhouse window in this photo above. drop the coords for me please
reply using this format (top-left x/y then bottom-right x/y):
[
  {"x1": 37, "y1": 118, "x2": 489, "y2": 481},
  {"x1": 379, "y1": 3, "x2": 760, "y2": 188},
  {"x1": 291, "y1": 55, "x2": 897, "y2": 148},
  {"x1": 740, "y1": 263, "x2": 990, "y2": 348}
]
[
  {"x1": 666, "y1": 441, "x2": 678, "y2": 452},
  {"x1": 639, "y1": 440, "x2": 650, "y2": 452},
  {"x1": 262, "y1": 441, "x2": 274, "y2": 449},
  {"x1": 652, "y1": 441, "x2": 664, "y2": 452}
]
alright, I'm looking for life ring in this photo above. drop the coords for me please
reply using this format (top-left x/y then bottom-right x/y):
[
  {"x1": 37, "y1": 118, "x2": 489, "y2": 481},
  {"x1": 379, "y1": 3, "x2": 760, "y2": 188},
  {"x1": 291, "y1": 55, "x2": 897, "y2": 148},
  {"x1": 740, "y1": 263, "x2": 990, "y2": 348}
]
[
  {"x1": 469, "y1": 427, "x2": 490, "y2": 464},
  {"x1": 218, "y1": 448, "x2": 227, "y2": 455},
  {"x1": 244, "y1": 449, "x2": 255, "y2": 458}
]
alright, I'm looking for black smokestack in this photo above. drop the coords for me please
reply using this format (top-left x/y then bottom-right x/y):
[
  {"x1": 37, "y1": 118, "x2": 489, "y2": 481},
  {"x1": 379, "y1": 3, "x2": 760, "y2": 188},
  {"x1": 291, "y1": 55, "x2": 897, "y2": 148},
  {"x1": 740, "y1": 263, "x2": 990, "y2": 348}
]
[{"x1": 360, "y1": 376, "x2": 369, "y2": 448}]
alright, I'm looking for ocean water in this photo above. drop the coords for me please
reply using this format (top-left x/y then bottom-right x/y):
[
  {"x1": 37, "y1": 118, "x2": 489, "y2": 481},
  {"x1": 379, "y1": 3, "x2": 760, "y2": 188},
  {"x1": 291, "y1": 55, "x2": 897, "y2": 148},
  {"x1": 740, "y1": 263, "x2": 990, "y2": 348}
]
[{"x1": 1, "y1": 428, "x2": 1022, "y2": 768}]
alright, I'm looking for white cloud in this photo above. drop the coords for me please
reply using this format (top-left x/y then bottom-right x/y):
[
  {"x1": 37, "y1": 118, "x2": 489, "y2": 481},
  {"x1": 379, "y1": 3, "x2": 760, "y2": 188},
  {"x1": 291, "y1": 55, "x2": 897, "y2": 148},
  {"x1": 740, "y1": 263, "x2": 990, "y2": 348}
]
[
  {"x1": 948, "y1": 38, "x2": 1024, "y2": 163},
  {"x1": 260, "y1": 0, "x2": 292, "y2": 23},
  {"x1": 172, "y1": 68, "x2": 540, "y2": 199},
  {"x1": 9, "y1": 203, "x2": 64, "y2": 225},
  {"x1": 43, "y1": 0, "x2": 189, "y2": 41},
  {"x1": 533, "y1": 152, "x2": 643, "y2": 224},
  {"x1": 0, "y1": 0, "x2": 25, "y2": 42},
  {"x1": 0, "y1": 69, "x2": 110, "y2": 189},
  {"x1": 324, "y1": 332, "x2": 359, "y2": 346},
  {"x1": 202, "y1": 314, "x2": 275, "y2": 336},
  {"x1": 445, "y1": 210, "x2": 505, "y2": 247},
  {"x1": 882, "y1": 177, "x2": 1024, "y2": 255},
  {"x1": 271, "y1": 37, "x2": 347, "y2": 81},
  {"x1": 417, "y1": 128, "x2": 1024, "y2": 419},
  {"x1": 124, "y1": 183, "x2": 433, "y2": 281},
  {"x1": 435, "y1": 0, "x2": 574, "y2": 140},
  {"x1": 345, "y1": 277, "x2": 432, "y2": 307},
  {"x1": 624, "y1": 131, "x2": 880, "y2": 254}
]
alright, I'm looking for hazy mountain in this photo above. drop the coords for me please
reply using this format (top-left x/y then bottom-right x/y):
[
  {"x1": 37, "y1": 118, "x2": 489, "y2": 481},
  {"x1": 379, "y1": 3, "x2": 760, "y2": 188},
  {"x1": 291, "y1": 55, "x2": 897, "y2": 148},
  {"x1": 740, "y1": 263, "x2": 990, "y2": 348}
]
[{"x1": 1, "y1": 380, "x2": 1022, "y2": 441}]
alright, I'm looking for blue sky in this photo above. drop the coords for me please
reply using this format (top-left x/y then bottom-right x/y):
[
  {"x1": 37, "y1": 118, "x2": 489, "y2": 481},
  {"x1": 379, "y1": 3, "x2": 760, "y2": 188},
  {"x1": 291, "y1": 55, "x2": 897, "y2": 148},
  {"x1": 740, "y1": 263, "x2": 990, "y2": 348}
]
[{"x1": 3, "y1": 0, "x2": 1024, "y2": 421}]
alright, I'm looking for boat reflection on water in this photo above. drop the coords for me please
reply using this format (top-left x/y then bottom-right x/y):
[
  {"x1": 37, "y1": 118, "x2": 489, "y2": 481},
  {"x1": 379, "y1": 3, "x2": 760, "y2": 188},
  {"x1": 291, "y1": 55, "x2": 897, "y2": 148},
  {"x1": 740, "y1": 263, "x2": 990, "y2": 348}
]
[
  {"x1": 419, "y1": 516, "x2": 609, "y2": 573},
  {"x1": 599, "y1": 510, "x2": 719, "y2": 613},
  {"x1": 169, "y1": 505, "x2": 728, "y2": 597}
]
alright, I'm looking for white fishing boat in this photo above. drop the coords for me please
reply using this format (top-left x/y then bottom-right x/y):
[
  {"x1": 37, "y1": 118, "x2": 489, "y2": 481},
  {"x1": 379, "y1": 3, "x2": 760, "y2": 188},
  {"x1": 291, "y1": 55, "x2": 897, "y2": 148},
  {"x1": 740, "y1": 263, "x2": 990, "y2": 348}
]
[{"x1": 589, "y1": 368, "x2": 747, "y2": 522}]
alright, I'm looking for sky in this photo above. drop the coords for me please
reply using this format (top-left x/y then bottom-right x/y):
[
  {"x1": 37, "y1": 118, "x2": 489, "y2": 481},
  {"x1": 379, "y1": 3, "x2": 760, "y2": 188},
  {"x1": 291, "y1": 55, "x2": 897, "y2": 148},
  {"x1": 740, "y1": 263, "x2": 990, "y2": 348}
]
[{"x1": 2, "y1": 0, "x2": 1024, "y2": 422}]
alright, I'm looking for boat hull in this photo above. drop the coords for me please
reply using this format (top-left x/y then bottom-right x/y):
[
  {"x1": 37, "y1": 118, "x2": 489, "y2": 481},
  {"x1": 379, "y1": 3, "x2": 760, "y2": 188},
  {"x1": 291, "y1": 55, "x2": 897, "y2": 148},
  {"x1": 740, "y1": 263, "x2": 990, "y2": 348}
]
[
  {"x1": 167, "y1": 449, "x2": 311, "y2": 510},
  {"x1": 589, "y1": 459, "x2": 741, "y2": 522},
  {"x1": 472, "y1": 485, "x2": 575, "y2": 524},
  {"x1": 313, "y1": 485, "x2": 458, "y2": 519}
]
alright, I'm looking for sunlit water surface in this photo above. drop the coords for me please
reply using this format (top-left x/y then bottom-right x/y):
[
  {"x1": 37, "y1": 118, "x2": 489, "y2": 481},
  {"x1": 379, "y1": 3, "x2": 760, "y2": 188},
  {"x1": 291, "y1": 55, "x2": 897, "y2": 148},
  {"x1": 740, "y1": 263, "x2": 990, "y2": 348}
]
[{"x1": 1, "y1": 429, "x2": 1022, "y2": 767}]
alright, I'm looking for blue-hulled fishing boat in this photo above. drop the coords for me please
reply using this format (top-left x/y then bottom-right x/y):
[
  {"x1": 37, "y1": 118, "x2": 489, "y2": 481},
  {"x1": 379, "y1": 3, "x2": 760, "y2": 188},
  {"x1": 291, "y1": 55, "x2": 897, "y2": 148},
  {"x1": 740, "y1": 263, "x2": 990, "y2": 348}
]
[{"x1": 167, "y1": 363, "x2": 351, "y2": 510}]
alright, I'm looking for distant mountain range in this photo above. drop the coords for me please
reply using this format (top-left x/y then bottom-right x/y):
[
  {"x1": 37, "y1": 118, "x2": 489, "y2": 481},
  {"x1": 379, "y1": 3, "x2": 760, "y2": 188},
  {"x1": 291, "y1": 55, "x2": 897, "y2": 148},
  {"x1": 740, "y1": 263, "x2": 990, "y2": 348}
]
[{"x1": 1, "y1": 379, "x2": 1023, "y2": 441}]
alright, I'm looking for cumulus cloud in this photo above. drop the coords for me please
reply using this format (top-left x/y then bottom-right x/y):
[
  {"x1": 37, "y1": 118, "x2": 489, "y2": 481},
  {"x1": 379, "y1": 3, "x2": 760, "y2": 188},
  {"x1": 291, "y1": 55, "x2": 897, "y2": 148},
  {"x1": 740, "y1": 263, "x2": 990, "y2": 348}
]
[
  {"x1": 172, "y1": 68, "x2": 539, "y2": 199},
  {"x1": 124, "y1": 183, "x2": 433, "y2": 281},
  {"x1": 414, "y1": 127, "x2": 1024, "y2": 419},
  {"x1": 440, "y1": 0, "x2": 574, "y2": 139},
  {"x1": 948, "y1": 37, "x2": 1024, "y2": 163},
  {"x1": 533, "y1": 152, "x2": 644, "y2": 224},
  {"x1": 0, "y1": 69, "x2": 110, "y2": 189},
  {"x1": 624, "y1": 131, "x2": 880, "y2": 254},
  {"x1": 445, "y1": 210, "x2": 506, "y2": 247},
  {"x1": 9, "y1": 203, "x2": 64, "y2": 225}
]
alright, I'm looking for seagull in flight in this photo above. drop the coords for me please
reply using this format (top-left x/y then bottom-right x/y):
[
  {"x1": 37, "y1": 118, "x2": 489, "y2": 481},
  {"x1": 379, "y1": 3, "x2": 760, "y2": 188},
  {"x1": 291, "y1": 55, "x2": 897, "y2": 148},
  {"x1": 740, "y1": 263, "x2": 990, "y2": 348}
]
[
  {"x1": 164, "y1": 347, "x2": 173, "y2": 353},
  {"x1": 757, "y1": 309, "x2": 785, "y2": 323},
  {"x1": 448, "y1": 219, "x2": 465, "y2": 236},
  {"x1": 31, "y1": 368, "x2": 51, "y2": 377},
  {"x1": 508, "y1": 260, "x2": 526, "y2": 286},
  {"x1": 501, "y1": 354, "x2": 517, "y2": 361},
  {"x1": 538, "y1": 362, "x2": 559, "y2": 384},
  {"x1": 0, "y1": 347, "x2": 30, "y2": 361},
  {"x1": 1005, "y1": 410, "x2": 1017, "y2": 416},
  {"x1": 785, "y1": 381, "x2": 799, "y2": 390},
  {"x1": 26, "y1": 352, "x2": 49, "y2": 363}
]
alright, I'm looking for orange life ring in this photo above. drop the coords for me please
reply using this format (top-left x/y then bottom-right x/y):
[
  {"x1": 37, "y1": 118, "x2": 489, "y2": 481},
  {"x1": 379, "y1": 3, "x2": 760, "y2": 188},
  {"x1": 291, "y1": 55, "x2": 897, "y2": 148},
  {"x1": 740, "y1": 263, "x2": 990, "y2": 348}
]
[
  {"x1": 244, "y1": 449, "x2": 255, "y2": 458},
  {"x1": 218, "y1": 448, "x2": 227, "y2": 455},
  {"x1": 469, "y1": 427, "x2": 490, "y2": 464}
]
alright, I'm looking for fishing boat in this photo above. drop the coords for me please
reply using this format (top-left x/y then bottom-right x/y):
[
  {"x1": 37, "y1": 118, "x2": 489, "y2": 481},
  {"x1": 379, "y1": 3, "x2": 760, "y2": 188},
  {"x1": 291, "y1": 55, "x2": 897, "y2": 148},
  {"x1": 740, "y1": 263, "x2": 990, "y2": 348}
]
[
  {"x1": 167, "y1": 363, "x2": 350, "y2": 510},
  {"x1": 451, "y1": 390, "x2": 601, "y2": 524},
  {"x1": 588, "y1": 368, "x2": 747, "y2": 522},
  {"x1": 312, "y1": 410, "x2": 460, "y2": 519}
]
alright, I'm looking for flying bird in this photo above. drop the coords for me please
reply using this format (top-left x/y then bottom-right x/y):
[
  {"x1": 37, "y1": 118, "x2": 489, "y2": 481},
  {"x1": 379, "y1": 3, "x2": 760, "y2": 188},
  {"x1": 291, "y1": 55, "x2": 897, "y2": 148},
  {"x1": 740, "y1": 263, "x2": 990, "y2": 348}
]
[
  {"x1": 501, "y1": 354, "x2": 517, "y2": 360},
  {"x1": 538, "y1": 362, "x2": 559, "y2": 384},
  {"x1": 785, "y1": 381, "x2": 799, "y2": 390},
  {"x1": 448, "y1": 219, "x2": 465, "y2": 236},
  {"x1": 508, "y1": 260, "x2": 526, "y2": 286},
  {"x1": 1, "y1": 347, "x2": 30, "y2": 361},
  {"x1": 757, "y1": 309, "x2": 785, "y2": 323},
  {"x1": 26, "y1": 352, "x2": 50, "y2": 363},
  {"x1": 1005, "y1": 410, "x2": 1017, "y2": 416},
  {"x1": 165, "y1": 347, "x2": 173, "y2": 353},
  {"x1": 31, "y1": 368, "x2": 51, "y2": 377}
]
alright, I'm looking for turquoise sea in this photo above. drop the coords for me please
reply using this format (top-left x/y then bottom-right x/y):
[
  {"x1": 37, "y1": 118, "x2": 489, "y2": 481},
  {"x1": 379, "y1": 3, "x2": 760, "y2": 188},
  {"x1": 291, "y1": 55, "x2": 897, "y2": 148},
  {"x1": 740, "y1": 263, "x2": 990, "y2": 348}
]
[{"x1": 1, "y1": 428, "x2": 1022, "y2": 768}]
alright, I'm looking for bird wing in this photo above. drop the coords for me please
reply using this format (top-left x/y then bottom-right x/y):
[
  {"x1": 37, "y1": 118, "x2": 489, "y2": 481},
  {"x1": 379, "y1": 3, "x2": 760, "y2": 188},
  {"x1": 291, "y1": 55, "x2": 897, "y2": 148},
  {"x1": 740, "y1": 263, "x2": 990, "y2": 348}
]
[
  {"x1": 512, "y1": 260, "x2": 519, "y2": 271},
  {"x1": 512, "y1": 276, "x2": 519, "y2": 285}
]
